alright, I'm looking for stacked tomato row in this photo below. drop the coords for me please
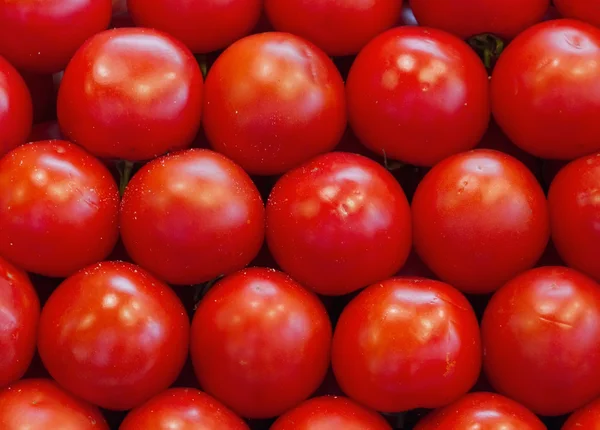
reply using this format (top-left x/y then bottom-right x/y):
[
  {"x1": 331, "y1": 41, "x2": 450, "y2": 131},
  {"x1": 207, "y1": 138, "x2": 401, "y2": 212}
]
[{"x1": 1, "y1": 0, "x2": 600, "y2": 429}]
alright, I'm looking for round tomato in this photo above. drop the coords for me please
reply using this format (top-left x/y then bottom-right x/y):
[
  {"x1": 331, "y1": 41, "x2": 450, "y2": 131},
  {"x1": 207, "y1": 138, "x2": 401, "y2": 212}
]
[
  {"x1": 492, "y1": 20, "x2": 600, "y2": 160},
  {"x1": 266, "y1": 152, "x2": 412, "y2": 296},
  {"x1": 332, "y1": 277, "x2": 482, "y2": 413},
  {"x1": 346, "y1": 26, "x2": 490, "y2": 166},
  {"x1": 562, "y1": 398, "x2": 600, "y2": 430},
  {"x1": 0, "y1": 379, "x2": 108, "y2": 429},
  {"x1": 0, "y1": 140, "x2": 119, "y2": 277},
  {"x1": 412, "y1": 149, "x2": 549, "y2": 294},
  {"x1": 37, "y1": 261, "x2": 190, "y2": 411},
  {"x1": 555, "y1": 0, "x2": 600, "y2": 29},
  {"x1": 58, "y1": 28, "x2": 203, "y2": 161},
  {"x1": 190, "y1": 267, "x2": 332, "y2": 419},
  {"x1": 0, "y1": 56, "x2": 32, "y2": 157},
  {"x1": 202, "y1": 32, "x2": 346, "y2": 176},
  {"x1": 482, "y1": 266, "x2": 600, "y2": 416}
]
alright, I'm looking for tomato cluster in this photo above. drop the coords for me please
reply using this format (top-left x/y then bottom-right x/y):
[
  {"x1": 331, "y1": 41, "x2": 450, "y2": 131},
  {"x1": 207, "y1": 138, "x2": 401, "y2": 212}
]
[{"x1": 1, "y1": 1, "x2": 600, "y2": 429}]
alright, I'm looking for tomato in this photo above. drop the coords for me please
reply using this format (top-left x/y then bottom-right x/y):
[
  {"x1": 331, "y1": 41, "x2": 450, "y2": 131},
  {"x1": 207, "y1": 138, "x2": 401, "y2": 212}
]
[
  {"x1": 0, "y1": 379, "x2": 108, "y2": 429},
  {"x1": 492, "y1": 20, "x2": 600, "y2": 160},
  {"x1": 332, "y1": 277, "x2": 482, "y2": 413},
  {"x1": 127, "y1": 0, "x2": 261, "y2": 54},
  {"x1": 347, "y1": 27, "x2": 490, "y2": 166},
  {"x1": 409, "y1": 0, "x2": 549, "y2": 40},
  {"x1": 414, "y1": 392, "x2": 546, "y2": 430},
  {"x1": 271, "y1": 396, "x2": 392, "y2": 430},
  {"x1": 202, "y1": 32, "x2": 346, "y2": 176},
  {"x1": 58, "y1": 28, "x2": 203, "y2": 162},
  {"x1": 555, "y1": 0, "x2": 600, "y2": 29},
  {"x1": 412, "y1": 149, "x2": 550, "y2": 294},
  {"x1": 0, "y1": 56, "x2": 32, "y2": 157},
  {"x1": 482, "y1": 266, "x2": 600, "y2": 416},
  {"x1": 190, "y1": 267, "x2": 332, "y2": 419},
  {"x1": 0, "y1": 0, "x2": 112, "y2": 74},
  {"x1": 548, "y1": 154, "x2": 600, "y2": 281},
  {"x1": 0, "y1": 140, "x2": 119, "y2": 277},
  {"x1": 266, "y1": 152, "x2": 411, "y2": 296},
  {"x1": 37, "y1": 261, "x2": 190, "y2": 411},
  {"x1": 264, "y1": 0, "x2": 403, "y2": 56},
  {"x1": 562, "y1": 398, "x2": 600, "y2": 430},
  {"x1": 120, "y1": 388, "x2": 249, "y2": 430}
]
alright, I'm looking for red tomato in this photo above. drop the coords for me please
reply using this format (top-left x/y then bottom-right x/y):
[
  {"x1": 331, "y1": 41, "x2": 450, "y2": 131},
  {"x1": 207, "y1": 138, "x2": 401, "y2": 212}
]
[
  {"x1": 37, "y1": 261, "x2": 190, "y2": 411},
  {"x1": 548, "y1": 154, "x2": 600, "y2": 281},
  {"x1": 0, "y1": 0, "x2": 112, "y2": 74},
  {"x1": 0, "y1": 379, "x2": 108, "y2": 429},
  {"x1": 264, "y1": 0, "x2": 403, "y2": 56},
  {"x1": 127, "y1": 0, "x2": 261, "y2": 54},
  {"x1": 0, "y1": 257, "x2": 39, "y2": 387},
  {"x1": 555, "y1": 0, "x2": 600, "y2": 29},
  {"x1": 58, "y1": 28, "x2": 203, "y2": 161},
  {"x1": 409, "y1": 0, "x2": 549, "y2": 40},
  {"x1": 332, "y1": 277, "x2": 482, "y2": 413},
  {"x1": 412, "y1": 149, "x2": 550, "y2": 294},
  {"x1": 414, "y1": 392, "x2": 546, "y2": 430},
  {"x1": 202, "y1": 32, "x2": 346, "y2": 176},
  {"x1": 482, "y1": 266, "x2": 600, "y2": 416},
  {"x1": 492, "y1": 20, "x2": 600, "y2": 160},
  {"x1": 562, "y1": 398, "x2": 600, "y2": 430},
  {"x1": 0, "y1": 140, "x2": 119, "y2": 277},
  {"x1": 190, "y1": 268, "x2": 332, "y2": 419},
  {"x1": 266, "y1": 152, "x2": 412, "y2": 296},
  {"x1": 271, "y1": 396, "x2": 392, "y2": 430},
  {"x1": 0, "y1": 56, "x2": 32, "y2": 157},
  {"x1": 120, "y1": 388, "x2": 249, "y2": 430}
]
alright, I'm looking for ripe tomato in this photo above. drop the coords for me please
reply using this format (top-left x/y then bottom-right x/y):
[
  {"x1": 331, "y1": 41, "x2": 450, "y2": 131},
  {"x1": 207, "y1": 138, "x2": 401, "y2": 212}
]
[
  {"x1": 548, "y1": 154, "x2": 600, "y2": 281},
  {"x1": 0, "y1": 379, "x2": 109, "y2": 429},
  {"x1": 492, "y1": 20, "x2": 600, "y2": 160},
  {"x1": 202, "y1": 32, "x2": 346, "y2": 176},
  {"x1": 120, "y1": 388, "x2": 249, "y2": 430},
  {"x1": 37, "y1": 261, "x2": 190, "y2": 411},
  {"x1": 414, "y1": 392, "x2": 546, "y2": 430},
  {"x1": 482, "y1": 267, "x2": 600, "y2": 416},
  {"x1": 58, "y1": 28, "x2": 203, "y2": 162},
  {"x1": 332, "y1": 277, "x2": 482, "y2": 413},
  {"x1": 190, "y1": 268, "x2": 332, "y2": 419},
  {"x1": 266, "y1": 152, "x2": 412, "y2": 296},
  {"x1": 0, "y1": 140, "x2": 119, "y2": 277},
  {"x1": 555, "y1": 0, "x2": 600, "y2": 29},
  {"x1": 346, "y1": 26, "x2": 490, "y2": 167},
  {"x1": 412, "y1": 149, "x2": 550, "y2": 294},
  {"x1": 562, "y1": 398, "x2": 600, "y2": 430},
  {"x1": 0, "y1": 56, "x2": 32, "y2": 157},
  {"x1": 0, "y1": 0, "x2": 112, "y2": 74}
]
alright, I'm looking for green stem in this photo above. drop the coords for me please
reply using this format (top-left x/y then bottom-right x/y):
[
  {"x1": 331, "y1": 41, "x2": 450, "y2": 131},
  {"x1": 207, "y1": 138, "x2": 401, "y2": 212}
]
[
  {"x1": 117, "y1": 160, "x2": 134, "y2": 196},
  {"x1": 467, "y1": 33, "x2": 506, "y2": 70}
]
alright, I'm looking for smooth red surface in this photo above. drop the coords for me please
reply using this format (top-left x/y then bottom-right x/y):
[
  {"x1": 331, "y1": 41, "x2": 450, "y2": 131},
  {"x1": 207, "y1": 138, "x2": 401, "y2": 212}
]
[
  {"x1": 555, "y1": 0, "x2": 600, "y2": 29},
  {"x1": 332, "y1": 277, "x2": 482, "y2": 412},
  {"x1": 482, "y1": 266, "x2": 600, "y2": 416},
  {"x1": 190, "y1": 268, "x2": 332, "y2": 419},
  {"x1": 203, "y1": 32, "x2": 346, "y2": 176},
  {"x1": 266, "y1": 152, "x2": 412, "y2": 296},
  {"x1": 562, "y1": 398, "x2": 600, "y2": 430},
  {"x1": 120, "y1": 148, "x2": 265, "y2": 285},
  {"x1": 346, "y1": 26, "x2": 490, "y2": 166},
  {"x1": 37, "y1": 261, "x2": 190, "y2": 411},
  {"x1": 0, "y1": 140, "x2": 119, "y2": 277},
  {"x1": 492, "y1": 20, "x2": 600, "y2": 160},
  {"x1": 58, "y1": 28, "x2": 203, "y2": 161},
  {"x1": 412, "y1": 149, "x2": 550, "y2": 294}
]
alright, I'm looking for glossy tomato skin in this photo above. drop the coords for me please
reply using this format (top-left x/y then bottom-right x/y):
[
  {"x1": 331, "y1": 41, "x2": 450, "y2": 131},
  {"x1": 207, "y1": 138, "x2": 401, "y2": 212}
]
[
  {"x1": 38, "y1": 261, "x2": 190, "y2": 411},
  {"x1": 555, "y1": 0, "x2": 600, "y2": 29},
  {"x1": 120, "y1": 149, "x2": 265, "y2": 285},
  {"x1": 120, "y1": 388, "x2": 249, "y2": 430},
  {"x1": 58, "y1": 28, "x2": 203, "y2": 161},
  {"x1": 266, "y1": 152, "x2": 412, "y2": 296},
  {"x1": 0, "y1": 140, "x2": 120, "y2": 277},
  {"x1": 0, "y1": 379, "x2": 109, "y2": 430},
  {"x1": 0, "y1": 257, "x2": 39, "y2": 388},
  {"x1": 332, "y1": 277, "x2": 482, "y2": 413},
  {"x1": 264, "y1": 0, "x2": 403, "y2": 56},
  {"x1": 190, "y1": 268, "x2": 332, "y2": 419},
  {"x1": 482, "y1": 267, "x2": 600, "y2": 416},
  {"x1": 203, "y1": 32, "x2": 346, "y2": 176},
  {"x1": 548, "y1": 154, "x2": 600, "y2": 281},
  {"x1": 346, "y1": 26, "x2": 490, "y2": 166},
  {"x1": 562, "y1": 398, "x2": 600, "y2": 430},
  {"x1": 492, "y1": 20, "x2": 600, "y2": 160},
  {"x1": 127, "y1": 0, "x2": 261, "y2": 53},
  {"x1": 412, "y1": 149, "x2": 550, "y2": 294}
]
